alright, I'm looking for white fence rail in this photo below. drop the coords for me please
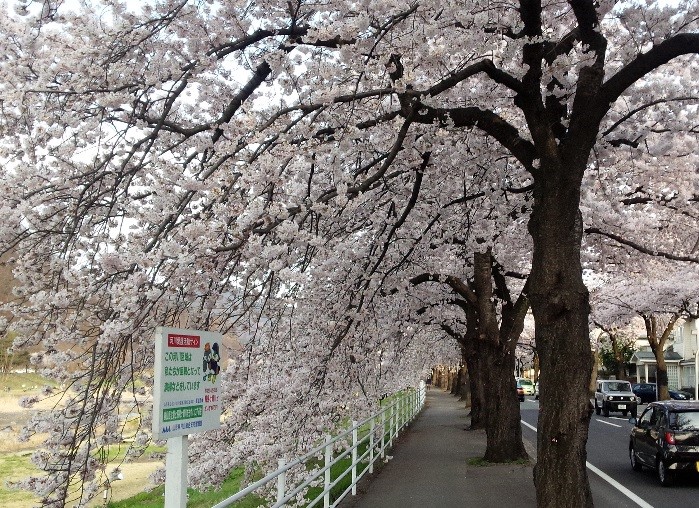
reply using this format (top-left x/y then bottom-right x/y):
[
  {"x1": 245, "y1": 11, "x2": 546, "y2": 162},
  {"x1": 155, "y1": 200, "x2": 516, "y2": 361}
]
[{"x1": 212, "y1": 384, "x2": 426, "y2": 508}]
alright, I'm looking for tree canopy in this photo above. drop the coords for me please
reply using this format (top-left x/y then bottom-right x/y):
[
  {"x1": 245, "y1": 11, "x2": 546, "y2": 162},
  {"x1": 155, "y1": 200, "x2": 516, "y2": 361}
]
[{"x1": 0, "y1": 1, "x2": 698, "y2": 506}]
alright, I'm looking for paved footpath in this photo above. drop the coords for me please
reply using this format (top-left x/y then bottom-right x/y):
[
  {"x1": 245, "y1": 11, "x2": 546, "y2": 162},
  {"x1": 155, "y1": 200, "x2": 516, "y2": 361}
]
[{"x1": 338, "y1": 389, "x2": 537, "y2": 508}]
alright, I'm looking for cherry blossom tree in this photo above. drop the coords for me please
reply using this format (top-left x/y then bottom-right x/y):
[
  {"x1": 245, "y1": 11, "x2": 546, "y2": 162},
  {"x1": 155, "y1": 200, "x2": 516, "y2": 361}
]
[
  {"x1": 413, "y1": 244, "x2": 531, "y2": 462},
  {"x1": 591, "y1": 260, "x2": 699, "y2": 400},
  {"x1": 593, "y1": 325, "x2": 636, "y2": 380},
  {"x1": 1, "y1": 1, "x2": 699, "y2": 507}
]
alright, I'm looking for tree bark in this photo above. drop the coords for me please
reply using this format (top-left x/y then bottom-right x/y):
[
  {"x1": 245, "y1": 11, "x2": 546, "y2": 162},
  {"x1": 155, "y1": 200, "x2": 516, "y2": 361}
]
[
  {"x1": 464, "y1": 344, "x2": 485, "y2": 429},
  {"x1": 463, "y1": 306, "x2": 485, "y2": 429},
  {"x1": 481, "y1": 339, "x2": 529, "y2": 461},
  {"x1": 528, "y1": 163, "x2": 594, "y2": 508},
  {"x1": 456, "y1": 363, "x2": 470, "y2": 401},
  {"x1": 473, "y1": 251, "x2": 529, "y2": 462},
  {"x1": 644, "y1": 313, "x2": 679, "y2": 400},
  {"x1": 611, "y1": 332, "x2": 626, "y2": 380}
]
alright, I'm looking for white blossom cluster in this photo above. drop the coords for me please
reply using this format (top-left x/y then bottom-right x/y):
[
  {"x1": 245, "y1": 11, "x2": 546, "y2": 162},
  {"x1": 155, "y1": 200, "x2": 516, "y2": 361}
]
[{"x1": 0, "y1": 0, "x2": 696, "y2": 505}]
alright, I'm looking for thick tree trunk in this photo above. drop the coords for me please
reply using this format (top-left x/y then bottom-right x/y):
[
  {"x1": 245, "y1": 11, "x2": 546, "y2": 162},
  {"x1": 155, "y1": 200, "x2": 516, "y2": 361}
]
[
  {"x1": 473, "y1": 251, "x2": 529, "y2": 461},
  {"x1": 446, "y1": 367, "x2": 456, "y2": 392},
  {"x1": 656, "y1": 361, "x2": 670, "y2": 400},
  {"x1": 529, "y1": 165, "x2": 594, "y2": 508},
  {"x1": 481, "y1": 340, "x2": 529, "y2": 461},
  {"x1": 456, "y1": 364, "x2": 470, "y2": 400},
  {"x1": 451, "y1": 366, "x2": 462, "y2": 395},
  {"x1": 433, "y1": 366, "x2": 447, "y2": 389},
  {"x1": 466, "y1": 352, "x2": 485, "y2": 429},
  {"x1": 463, "y1": 306, "x2": 486, "y2": 429},
  {"x1": 646, "y1": 314, "x2": 678, "y2": 400},
  {"x1": 612, "y1": 334, "x2": 626, "y2": 380}
]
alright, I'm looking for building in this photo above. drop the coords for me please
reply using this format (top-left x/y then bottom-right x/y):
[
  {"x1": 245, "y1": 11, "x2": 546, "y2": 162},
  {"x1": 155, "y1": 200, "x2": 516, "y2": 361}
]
[
  {"x1": 629, "y1": 318, "x2": 698, "y2": 393},
  {"x1": 672, "y1": 318, "x2": 699, "y2": 392}
]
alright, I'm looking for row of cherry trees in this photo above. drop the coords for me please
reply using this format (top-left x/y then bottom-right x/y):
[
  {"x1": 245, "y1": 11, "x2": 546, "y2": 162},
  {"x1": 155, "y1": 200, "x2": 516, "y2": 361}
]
[{"x1": 0, "y1": 1, "x2": 698, "y2": 507}]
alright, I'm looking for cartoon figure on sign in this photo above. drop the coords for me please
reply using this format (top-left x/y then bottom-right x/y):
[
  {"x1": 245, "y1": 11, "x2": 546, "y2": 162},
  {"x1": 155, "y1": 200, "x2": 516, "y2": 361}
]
[
  {"x1": 208, "y1": 342, "x2": 221, "y2": 383},
  {"x1": 202, "y1": 342, "x2": 212, "y2": 381}
]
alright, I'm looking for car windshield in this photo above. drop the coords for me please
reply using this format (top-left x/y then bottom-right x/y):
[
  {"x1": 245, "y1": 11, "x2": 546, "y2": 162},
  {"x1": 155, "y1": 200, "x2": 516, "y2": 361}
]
[
  {"x1": 604, "y1": 382, "x2": 631, "y2": 392},
  {"x1": 519, "y1": 379, "x2": 533, "y2": 386},
  {"x1": 669, "y1": 411, "x2": 699, "y2": 431}
]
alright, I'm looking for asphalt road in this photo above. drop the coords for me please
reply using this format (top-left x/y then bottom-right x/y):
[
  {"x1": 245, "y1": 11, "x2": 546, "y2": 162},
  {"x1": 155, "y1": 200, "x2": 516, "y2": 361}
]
[{"x1": 519, "y1": 398, "x2": 699, "y2": 508}]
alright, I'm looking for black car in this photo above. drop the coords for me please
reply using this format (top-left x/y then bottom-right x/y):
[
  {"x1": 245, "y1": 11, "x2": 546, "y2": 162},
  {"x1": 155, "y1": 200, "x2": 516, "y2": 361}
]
[
  {"x1": 632, "y1": 382, "x2": 694, "y2": 404},
  {"x1": 629, "y1": 400, "x2": 699, "y2": 486}
]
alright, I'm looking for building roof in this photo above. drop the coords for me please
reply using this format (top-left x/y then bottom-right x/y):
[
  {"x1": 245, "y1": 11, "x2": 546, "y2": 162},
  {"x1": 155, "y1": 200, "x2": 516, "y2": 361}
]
[{"x1": 631, "y1": 350, "x2": 683, "y2": 364}]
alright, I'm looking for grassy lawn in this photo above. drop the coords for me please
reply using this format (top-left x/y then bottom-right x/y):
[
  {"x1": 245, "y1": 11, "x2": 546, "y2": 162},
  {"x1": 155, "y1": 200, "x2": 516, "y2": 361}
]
[
  {"x1": 107, "y1": 467, "x2": 264, "y2": 508},
  {"x1": 0, "y1": 372, "x2": 58, "y2": 392},
  {"x1": 0, "y1": 452, "x2": 40, "y2": 508}
]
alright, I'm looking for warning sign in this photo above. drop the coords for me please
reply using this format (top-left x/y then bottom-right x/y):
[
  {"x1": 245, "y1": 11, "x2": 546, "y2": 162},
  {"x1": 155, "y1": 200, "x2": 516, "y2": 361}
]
[{"x1": 152, "y1": 327, "x2": 223, "y2": 440}]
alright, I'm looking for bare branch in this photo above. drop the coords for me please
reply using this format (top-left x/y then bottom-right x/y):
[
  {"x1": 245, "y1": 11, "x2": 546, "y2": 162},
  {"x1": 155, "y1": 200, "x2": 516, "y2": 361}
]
[
  {"x1": 598, "y1": 33, "x2": 699, "y2": 115},
  {"x1": 585, "y1": 227, "x2": 699, "y2": 263}
]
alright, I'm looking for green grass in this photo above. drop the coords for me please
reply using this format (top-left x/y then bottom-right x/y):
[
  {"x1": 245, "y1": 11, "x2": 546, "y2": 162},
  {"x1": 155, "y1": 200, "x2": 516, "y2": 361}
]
[
  {"x1": 0, "y1": 372, "x2": 58, "y2": 392},
  {"x1": 107, "y1": 467, "x2": 264, "y2": 508},
  {"x1": 107, "y1": 417, "x2": 393, "y2": 508},
  {"x1": 98, "y1": 443, "x2": 167, "y2": 463},
  {"x1": 0, "y1": 452, "x2": 39, "y2": 505},
  {"x1": 303, "y1": 442, "x2": 373, "y2": 506}
]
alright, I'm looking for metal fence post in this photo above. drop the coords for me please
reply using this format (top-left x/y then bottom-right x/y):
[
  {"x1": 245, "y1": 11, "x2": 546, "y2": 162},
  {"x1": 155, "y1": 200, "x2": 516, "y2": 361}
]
[
  {"x1": 380, "y1": 410, "x2": 386, "y2": 458},
  {"x1": 369, "y1": 416, "x2": 375, "y2": 473},
  {"x1": 389, "y1": 403, "x2": 394, "y2": 448},
  {"x1": 393, "y1": 400, "x2": 398, "y2": 439},
  {"x1": 351, "y1": 420, "x2": 358, "y2": 495},
  {"x1": 276, "y1": 458, "x2": 286, "y2": 507},
  {"x1": 410, "y1": 390, "x2": 414, "y2": 420},
  {"x1": 324, "y1": 435, "x2": 332, "y2": 508},
  {"x1": 403, "y1": 393, "x2": 407, "y2": 427}
]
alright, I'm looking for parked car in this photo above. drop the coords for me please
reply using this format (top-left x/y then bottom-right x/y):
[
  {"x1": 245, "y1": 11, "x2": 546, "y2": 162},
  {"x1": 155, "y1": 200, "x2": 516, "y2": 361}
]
[
  {"x1": 670, "y1": 389, "x2": 694, "y2": 401},
  {"x1": 632, "y1": 383, "x2": 658, "y2": 404},
  {"x1": 629, "y1": 400, "x2": 699, "y2": 486},
  {"x1": 632, "y1": 382, "x2": 694, "y2": 404},
  {"x1": 516, "y1": 378, "x2": 535, "y2": 396},
  {"x1": 516, "y1": 384, "x2": 525, "y2": 402},
  {"x1": 534, "y1": 381, "x2": 540, "y2": 400},
  {"x1": 594, "y1": 380, "x2": 638, "y2": 417}
]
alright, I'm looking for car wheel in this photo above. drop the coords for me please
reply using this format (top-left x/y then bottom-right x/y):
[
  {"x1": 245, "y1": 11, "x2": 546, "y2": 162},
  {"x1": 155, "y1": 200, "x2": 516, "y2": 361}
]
[
  {"x1": 603, "y1": 404, "x2": 609, "y2": 417},
  {"x1": 630, "y1": 445, "x2": 642, "y2": 472},
  {"x1": 622, "y1": 410, "x2": 628, "y2": 416},
  {"x1": 594, "y1": 400, "x2": 601, "y2": 415},
  {"x1": 657, "y1": 458, "x2": 673, "y2": 487}
]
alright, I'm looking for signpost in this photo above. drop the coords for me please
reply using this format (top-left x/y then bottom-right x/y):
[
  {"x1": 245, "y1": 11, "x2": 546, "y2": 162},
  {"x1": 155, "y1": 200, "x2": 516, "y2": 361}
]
[
  {"x1": 153, "y1": 326, "x2": 223, "y2": 508},
  {"x1": 693, "y1": 327, "x2": 699, "y2": 401}
]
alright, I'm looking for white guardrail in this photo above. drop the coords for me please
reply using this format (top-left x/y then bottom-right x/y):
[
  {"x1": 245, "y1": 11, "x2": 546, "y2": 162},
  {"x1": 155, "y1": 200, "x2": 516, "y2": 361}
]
[{"x1": 211, "y1": 383, "x2": 426, "y2": 508}]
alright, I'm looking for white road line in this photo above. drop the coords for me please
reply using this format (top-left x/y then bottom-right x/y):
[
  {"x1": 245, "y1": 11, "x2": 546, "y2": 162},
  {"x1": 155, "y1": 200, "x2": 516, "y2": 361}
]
[
  {"x1": 520, "y1": 420, "x2": 654, "y2": 508},
  {"x1": 521, "y1": 420, "x2": 537, "y2": 432},
  {"x1": 595, "y1": 418, "x2": 622, "y2": 428},
  {"x1": 586, "y1": 462, "x2": 654, "y2": 508}
]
